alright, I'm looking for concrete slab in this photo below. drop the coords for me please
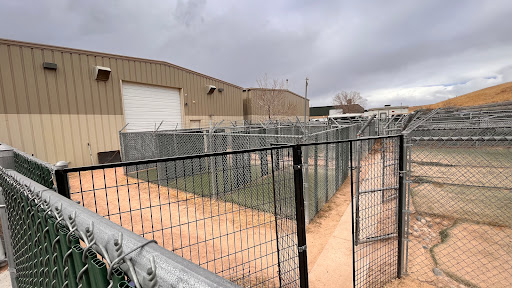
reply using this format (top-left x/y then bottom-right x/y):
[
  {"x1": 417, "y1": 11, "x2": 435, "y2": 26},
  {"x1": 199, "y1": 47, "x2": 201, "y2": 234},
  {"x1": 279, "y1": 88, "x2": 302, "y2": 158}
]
[{"x1": 309, "y1": 205, "x2": 353, "y2": 288}]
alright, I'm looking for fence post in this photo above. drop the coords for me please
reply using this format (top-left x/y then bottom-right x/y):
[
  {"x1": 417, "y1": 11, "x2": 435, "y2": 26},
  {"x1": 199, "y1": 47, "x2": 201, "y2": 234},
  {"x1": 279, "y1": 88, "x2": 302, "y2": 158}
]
[
  {"x1": 349, "y1": 141, "x2": 357, "y2": 287},
  {"x1": 397, "y1": 134, "x2": 405, "y2": 278},
  {"x1": 292, "y1": 145, "x2": 309, "y2": 288},
  {"x1": 54, "y1": 161, "x2": 70, "y2": 198}
]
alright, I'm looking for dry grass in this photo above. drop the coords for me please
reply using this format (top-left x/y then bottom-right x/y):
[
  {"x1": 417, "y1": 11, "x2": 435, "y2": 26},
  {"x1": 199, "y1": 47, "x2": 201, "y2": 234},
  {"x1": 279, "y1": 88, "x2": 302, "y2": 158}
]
[{"x1": 409, "y1": 81, "x2": 512, "y2": 112}]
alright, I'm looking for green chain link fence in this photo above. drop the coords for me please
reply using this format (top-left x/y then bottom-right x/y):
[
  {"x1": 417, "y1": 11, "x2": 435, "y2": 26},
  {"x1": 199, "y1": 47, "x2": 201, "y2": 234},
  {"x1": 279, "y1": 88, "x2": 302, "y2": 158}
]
[
  {"x1": 0, "y1": 167, "x2": 131, "y2": 288},
  {"x1": 12, "y1": 150, "x2": 54, "y2": 189}
]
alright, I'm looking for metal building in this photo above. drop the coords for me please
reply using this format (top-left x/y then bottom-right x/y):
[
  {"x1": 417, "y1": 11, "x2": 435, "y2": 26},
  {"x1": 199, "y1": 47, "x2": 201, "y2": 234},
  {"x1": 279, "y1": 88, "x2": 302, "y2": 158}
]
[{"x1": 0, "y1": 38, "x2": 309, "y2": 166}]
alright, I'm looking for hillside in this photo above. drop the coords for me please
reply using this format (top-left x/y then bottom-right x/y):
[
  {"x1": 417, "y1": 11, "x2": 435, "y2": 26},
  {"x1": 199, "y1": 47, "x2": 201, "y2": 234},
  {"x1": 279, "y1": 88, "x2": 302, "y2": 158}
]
[{"x1": 409, "y1": 81, "x2": 512, "y2": 112}]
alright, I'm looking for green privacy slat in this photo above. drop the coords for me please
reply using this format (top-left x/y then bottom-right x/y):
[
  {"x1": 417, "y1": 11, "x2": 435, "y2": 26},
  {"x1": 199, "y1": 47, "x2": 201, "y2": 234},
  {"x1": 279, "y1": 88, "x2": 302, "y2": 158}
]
[
  {"x1": 47, "y1": 217, "x2": 65, "y2": 287},
  {"x1": 91, "y1": 257, "x2": 110, "y2": 288},
  {"x1": 72, "y1": 244, "x2": 92, "y2": 288},
  {"x1": 13, "y1": 151, "x2": 54, "y2": 189},
  {"x1": 59, "y1": 227, "x2": 79, "y2": 288},
  {"x1": 112, "y1": 267, "x2": 127, "y2": 288},
  {"x1": 117, "y1": 281, "x2": 132, "y2": 288},
  {"x1": 86, "y1": 249, "x2": 102, "y2": 288}
]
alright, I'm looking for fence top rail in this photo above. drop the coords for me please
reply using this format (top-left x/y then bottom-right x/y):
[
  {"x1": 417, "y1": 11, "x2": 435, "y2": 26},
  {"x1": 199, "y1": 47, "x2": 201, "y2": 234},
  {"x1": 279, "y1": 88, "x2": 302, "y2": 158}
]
[
  {"x1": 66, "y1": 134, "x2": 401, "y2": 173},
  {"x1": 409, "y1": 136, "x2": 512, "y2": 141},
  {"x1": 63, "y1": 143, "x2": 296, "y2": 173},
  {"x1": 0, "y1": 143, "x2": 54, "y2": 170},
  {"x1": 300, "y1": 134, "x2": 401, "y2": 147}
]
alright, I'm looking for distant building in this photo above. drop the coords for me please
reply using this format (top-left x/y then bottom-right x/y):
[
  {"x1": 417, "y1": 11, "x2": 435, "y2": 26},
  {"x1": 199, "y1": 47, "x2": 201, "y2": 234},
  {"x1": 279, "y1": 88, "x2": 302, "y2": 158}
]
[
  {"x1": 337, "y1": 104, "x2": 365, "y2": 114},
  {"x1": 366, "y1": 105, "x2": 409, "y2": 118},
  {"x1": 310, "y1": 103, "x2": 365, "y2": 119},
  {"x1": 310, "y1": 106, "x2": 334, "y2": 119}
]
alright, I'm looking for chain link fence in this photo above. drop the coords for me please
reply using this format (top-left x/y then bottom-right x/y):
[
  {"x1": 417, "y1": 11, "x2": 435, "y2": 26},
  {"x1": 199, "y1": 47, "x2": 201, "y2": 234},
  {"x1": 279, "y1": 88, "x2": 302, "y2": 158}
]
[
  {"x1": 119, "y1": 123, "x2": 377, "y2": 223},
  {"x1": 403, "y1": 107, "x2": 512, "y2": 288},
  {"x1": 12, "y1": 148, "x2": 54, "y2": 189},
  {"x1": 352, "y1": 136, "x2": 402, "y2": 288}
]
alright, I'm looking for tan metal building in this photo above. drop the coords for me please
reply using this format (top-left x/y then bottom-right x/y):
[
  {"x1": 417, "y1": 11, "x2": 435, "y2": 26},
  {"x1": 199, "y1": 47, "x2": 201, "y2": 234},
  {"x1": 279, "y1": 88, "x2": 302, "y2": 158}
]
[
  {"x1": 243, "y1": 88, "x2": 309, "y2": 122},
  {"x1": 0, "y1": 38, "x2": 309, "y2": 166}
]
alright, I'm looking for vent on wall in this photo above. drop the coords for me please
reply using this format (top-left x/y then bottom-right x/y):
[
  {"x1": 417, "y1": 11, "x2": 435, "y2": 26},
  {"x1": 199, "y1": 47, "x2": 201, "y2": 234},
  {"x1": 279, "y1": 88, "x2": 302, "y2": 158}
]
[
  {"x1": 43, "y1": 62, "x2": 57, "y2": 70},
  {"x1": 94, "y1": 66, "x2": 111, "y2": 81}
]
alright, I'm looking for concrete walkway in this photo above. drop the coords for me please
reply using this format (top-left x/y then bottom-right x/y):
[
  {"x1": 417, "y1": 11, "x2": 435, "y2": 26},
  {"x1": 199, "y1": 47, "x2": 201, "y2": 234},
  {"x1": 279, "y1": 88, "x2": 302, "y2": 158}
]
[
  {"x1": 0, "y1": 269, "x2": 11, "y2": 288},
  {"x1": 309, "y1": 205, "x2": 353, "y2": 288}
]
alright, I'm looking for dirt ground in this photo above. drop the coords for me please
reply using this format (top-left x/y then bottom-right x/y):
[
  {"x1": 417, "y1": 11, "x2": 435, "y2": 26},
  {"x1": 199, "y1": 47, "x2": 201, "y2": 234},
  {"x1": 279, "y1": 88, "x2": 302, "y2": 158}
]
[
  {"x1": 433, "y1": 223, "x2": 512, "y2": 288},
  {"x1": 68, "y1": 168, "x2": 284, "y2": 287},
  {"x1": 385, "y1": 276, "x2": 435, "y2": 288}
]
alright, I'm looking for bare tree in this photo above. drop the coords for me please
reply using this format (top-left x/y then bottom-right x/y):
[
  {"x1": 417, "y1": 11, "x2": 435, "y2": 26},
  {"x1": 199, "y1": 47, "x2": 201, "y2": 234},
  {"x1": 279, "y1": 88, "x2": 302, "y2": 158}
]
[
  {"x1": 332, "y1": 91, "x2": 367, "y2": 113},
  {"x1": 253, "y1": 74, "x2": 297, "y2": 119}
]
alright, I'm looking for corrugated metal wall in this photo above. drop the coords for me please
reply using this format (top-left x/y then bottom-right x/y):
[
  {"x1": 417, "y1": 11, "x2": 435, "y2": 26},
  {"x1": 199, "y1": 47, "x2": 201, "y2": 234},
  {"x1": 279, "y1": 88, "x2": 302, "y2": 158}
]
[{"x1": 0, "y1": 39, "x2": 244, "y2": 166}]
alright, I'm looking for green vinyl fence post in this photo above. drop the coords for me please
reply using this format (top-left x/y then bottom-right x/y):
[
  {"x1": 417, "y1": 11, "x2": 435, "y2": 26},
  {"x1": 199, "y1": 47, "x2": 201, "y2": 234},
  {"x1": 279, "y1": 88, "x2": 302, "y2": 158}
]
[{"x1": 72, "y1": 245, "x2": 91, "y2": 288}]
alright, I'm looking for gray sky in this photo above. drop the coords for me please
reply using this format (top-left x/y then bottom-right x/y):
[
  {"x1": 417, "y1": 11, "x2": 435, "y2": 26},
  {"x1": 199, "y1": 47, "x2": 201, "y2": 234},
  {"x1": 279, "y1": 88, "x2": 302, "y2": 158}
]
[{"x1": 1, "y1": 0, "x2": 512, "y2": 108}]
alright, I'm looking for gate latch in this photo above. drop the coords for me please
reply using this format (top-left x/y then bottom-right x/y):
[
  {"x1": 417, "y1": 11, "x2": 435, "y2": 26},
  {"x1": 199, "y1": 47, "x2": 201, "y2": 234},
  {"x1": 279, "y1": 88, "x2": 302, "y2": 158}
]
[
  {"x1": 298, "y1": 244, "x2": 307, "y2": 252},
  {"x1": 293, "y1": 164, "x2": 302, "y2": 170}
]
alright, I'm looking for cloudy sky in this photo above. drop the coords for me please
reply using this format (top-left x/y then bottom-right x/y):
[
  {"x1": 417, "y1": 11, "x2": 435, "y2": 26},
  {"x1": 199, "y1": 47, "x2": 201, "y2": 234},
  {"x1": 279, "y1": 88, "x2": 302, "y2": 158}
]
[{"x1": 1, "y1": 0, "x2": 512, "y2": 108}]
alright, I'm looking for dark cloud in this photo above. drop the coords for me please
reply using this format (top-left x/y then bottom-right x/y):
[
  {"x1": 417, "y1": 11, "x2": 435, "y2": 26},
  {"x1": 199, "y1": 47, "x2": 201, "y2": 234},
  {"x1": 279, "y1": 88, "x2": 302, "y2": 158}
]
[{"x1": 1, "y1": 0, "x2": 512, "y2": 108}]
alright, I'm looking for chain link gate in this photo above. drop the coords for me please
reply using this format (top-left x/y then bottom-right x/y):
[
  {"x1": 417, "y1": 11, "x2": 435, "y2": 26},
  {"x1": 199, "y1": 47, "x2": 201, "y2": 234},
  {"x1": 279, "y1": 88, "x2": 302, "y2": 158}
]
[{"x1": 350, "y1": 135, "x2": 405, "y2": 288}]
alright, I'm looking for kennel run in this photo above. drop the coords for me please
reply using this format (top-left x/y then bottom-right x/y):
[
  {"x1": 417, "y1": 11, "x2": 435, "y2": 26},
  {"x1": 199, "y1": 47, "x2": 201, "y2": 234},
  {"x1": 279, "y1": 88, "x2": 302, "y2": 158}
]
[{"x1": 1, "y1": 104, "x2": 511, "y2": 288}]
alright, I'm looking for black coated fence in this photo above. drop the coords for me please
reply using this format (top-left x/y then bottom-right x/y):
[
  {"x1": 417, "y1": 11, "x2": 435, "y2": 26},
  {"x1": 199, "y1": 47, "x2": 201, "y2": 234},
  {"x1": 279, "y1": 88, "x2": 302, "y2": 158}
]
[
  {"x1": 58, "y1": 146, "x2": 307, "y2": 287},
  {"x1": 350, "y1": 136, "x2": 403, "y2": 288},
  {"x1": 56, "y1": 134, "x2": 403, "y2": 288}
]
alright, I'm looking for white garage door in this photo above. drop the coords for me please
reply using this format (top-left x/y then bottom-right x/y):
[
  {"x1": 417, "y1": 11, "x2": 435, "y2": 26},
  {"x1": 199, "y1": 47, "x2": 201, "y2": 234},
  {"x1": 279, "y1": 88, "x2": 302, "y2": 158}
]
[{"x1": 122, "y1": 82, "x2": 182, "y2": 132}]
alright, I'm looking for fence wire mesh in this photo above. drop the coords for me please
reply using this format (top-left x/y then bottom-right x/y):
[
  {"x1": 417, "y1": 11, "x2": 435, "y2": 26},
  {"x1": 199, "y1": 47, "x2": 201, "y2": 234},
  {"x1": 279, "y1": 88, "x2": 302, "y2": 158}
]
[
  {"x1": 12, "y1": 150, "x2": 54, "y2": 189},
  {"x1": 66, "y1": 147, "x2": 302, "y2": 287},
  {"x1": 351, "y1": 136, "x2": 402, "y2": 288},
  {"x1": 402, "y1": 105, "x2": 512, "y2": 288},
  {"x1": 404, "y1": 134, "x2": 512, "y2": 288}
]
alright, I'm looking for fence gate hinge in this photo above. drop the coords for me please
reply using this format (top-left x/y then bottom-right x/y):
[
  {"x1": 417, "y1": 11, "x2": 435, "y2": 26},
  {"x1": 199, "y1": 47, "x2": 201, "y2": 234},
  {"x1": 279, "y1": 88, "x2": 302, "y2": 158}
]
[
  {"x1": 298, "y1": 244, "x2": 307, "y2": 252},
  {"x1": 293, "y1": 164, "x2": 302, "y2": 170}
]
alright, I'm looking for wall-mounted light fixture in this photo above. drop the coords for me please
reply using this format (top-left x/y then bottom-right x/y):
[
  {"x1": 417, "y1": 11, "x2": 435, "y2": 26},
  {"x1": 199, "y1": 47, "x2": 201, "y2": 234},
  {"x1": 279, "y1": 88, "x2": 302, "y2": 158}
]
[
  {"x1": 43, "y1": 62, "x2": 57, "y2": 70},
  {"x1": 218, "y1": 88, "x2": 224, "y2": 92},
  {"x1": 205, "y1": 85, "x2": 216, "y2": 94},
  {"x1": 94, "y1": 66, "x2": 111, "y2": 81}
]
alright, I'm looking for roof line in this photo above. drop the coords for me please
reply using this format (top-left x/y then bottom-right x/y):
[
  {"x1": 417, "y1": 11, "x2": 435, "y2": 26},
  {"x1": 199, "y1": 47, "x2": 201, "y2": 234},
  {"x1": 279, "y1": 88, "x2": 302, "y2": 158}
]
[
  {"x1": 0, "y1": 38, "x2": 243, "y2": 89},
  {"x1": 246, "y1": 88, "x2": 308, "y2": 100}
]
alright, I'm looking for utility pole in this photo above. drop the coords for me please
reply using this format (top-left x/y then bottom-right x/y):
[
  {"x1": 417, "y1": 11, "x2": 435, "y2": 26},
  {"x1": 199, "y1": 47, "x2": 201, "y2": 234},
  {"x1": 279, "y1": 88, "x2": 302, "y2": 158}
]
[
  {"x1": 303, "y1": 77, "x2": 310, "y2": 224},
  {"x1": 304, "y1": 77, "x2": 309, "y2": 125}
]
